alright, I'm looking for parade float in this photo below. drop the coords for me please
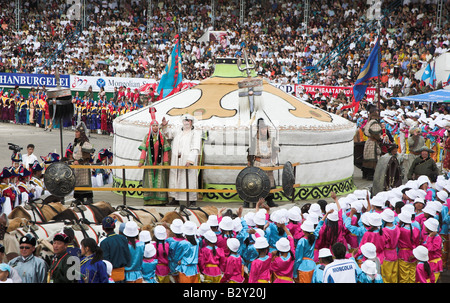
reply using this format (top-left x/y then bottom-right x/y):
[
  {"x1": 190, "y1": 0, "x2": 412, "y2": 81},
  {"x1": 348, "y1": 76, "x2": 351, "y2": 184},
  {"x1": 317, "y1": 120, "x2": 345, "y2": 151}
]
[{"x1": 112, "y1": 58, "x2": 356, "y2": 202}]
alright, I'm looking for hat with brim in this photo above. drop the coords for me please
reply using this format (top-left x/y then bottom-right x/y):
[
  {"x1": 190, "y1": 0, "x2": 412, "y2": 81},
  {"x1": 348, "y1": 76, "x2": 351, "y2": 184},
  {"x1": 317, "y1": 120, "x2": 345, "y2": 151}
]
[
  {"x1": 139, "y1": 230, "x2": 151, "y2": 243},
  {"x1": 361, "y1": 242, "x2": 377, "y2": 259},
  {"x1": 424, "y1": 218, "x2": 439, "y2": 232},
  {"x1": 413, "y1": 245, "x2": 429, "y2": 262},
  {"x1": 398, "y1": 211, "x2": 412, "y2": 224},
  {"x1": 207, "y1": 215, "x2": 219, "y2": 227},
  {"x1": 254, "y1": 237, "x2": 269, "y2": 249},
  {"x1": 170, "y1": 219, "x2": 184, "y2": 234},
  {"x1": 123, "y1": 221, "x2": 139, "y2": 238},
  {"x1": 154, "y1": 225, "x2": 167, "y2": 240},
  {"x1": 301, "y1": 219, "x2": 315, "y2": 233},
  {"x1": 203, "y1": 230, "x2": 217, "y2": 243},
  {"x1": 327, "y1": 211, "x2": 339, "y2": 222},
  {"x1": 275, "y1": 237, "x2": 291, "y2": 253},
  {"x1": 144, "y1": 243, "x2": 156, "y2": 258},
  {"x1": 417, "y1": 146, "x2": 435, "y2": 153},
  {"x1": 227, "y1": 238, "x2": 240, "y2": 252},
  {"x1": 361, "y1": 260, "x2": 378, "y2": 275},
  {"x1": 182, "y1": 221, "x2": 197, "y2": 236},
  {"x1": 381, "y1": 208, "x2": 395, "y2": 223},
  {"x1": 318, "y1": 248, "x2": 332, "y2": 258},
  {"x1": 218, "y1": 216, "x2": 234, "y2": 231}
]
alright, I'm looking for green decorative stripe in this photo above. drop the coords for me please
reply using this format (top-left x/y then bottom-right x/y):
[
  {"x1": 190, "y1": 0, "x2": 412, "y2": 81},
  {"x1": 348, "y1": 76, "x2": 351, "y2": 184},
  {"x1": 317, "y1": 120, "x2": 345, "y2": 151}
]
[
  {"x1": 202, "y1": 176, "x2": 356, "y2": 202},
  {"x1": 112, "y1": 176, "x2": 356, "y2": 202}
]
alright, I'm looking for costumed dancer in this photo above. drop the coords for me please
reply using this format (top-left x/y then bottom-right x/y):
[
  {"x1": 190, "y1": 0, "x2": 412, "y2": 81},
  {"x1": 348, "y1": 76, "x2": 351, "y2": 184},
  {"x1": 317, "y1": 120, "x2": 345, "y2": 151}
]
[
  {"x1": 362, "y1": 112, "x2": 383, "y2": 181},
  {"x1": 161, "y1": 114, "x2": 202, "y2": 207},
  {"x1": 73, "y1": 122, "x2": 95, "y2": 205},
  {"x1": 247, "y1": 118, "x2": 280, "y2": 207},
  {"x1": 138, "y1": 107, "x2": 171, "y2": 206}
]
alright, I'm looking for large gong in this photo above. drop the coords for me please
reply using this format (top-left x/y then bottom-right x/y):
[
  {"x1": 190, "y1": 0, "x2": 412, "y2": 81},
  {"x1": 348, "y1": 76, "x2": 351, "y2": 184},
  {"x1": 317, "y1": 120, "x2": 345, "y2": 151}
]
[
  {"x1": 235, "y1": 166, "x2": 271, "y2": 203},
  {"x1": 43, "y1": 162, "x2": 76, "y2": 197},
  {"x1": 282, "y1": 161, "x2": 295, "y2": 198}
]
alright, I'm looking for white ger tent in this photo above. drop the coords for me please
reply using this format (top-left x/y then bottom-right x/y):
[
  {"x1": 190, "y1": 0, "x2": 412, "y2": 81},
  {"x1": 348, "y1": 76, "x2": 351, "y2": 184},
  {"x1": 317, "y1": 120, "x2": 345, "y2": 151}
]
[{"x1": 113, "y1": 58, "x2": 356, "y2": 202}]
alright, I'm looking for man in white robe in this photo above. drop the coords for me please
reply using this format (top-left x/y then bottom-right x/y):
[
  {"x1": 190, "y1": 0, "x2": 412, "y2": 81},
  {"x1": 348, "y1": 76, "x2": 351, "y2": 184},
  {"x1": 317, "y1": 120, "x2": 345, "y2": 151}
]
[{"x1": 161, "y1": 114, "x2": 202, "y2": 206}]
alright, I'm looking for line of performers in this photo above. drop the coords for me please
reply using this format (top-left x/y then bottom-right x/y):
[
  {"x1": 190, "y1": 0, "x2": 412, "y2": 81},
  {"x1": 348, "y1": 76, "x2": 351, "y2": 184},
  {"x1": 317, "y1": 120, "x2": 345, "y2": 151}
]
[{"x1": 0, "y1": 88, "x2": 143, "y2": 135}]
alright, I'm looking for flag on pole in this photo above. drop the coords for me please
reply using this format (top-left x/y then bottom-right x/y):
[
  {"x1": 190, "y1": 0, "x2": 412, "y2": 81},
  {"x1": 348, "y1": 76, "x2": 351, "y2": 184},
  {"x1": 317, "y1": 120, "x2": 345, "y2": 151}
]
[
  {"x1": 420, "y1": 63, "x2": 432, "y2": 87},
  {"x1": 342, "y1": 38, "x2": 380, "y2": 113},
  {"x1": 156, "y1": 35, "x2": 183, "y2": 100},
  {"x1": 445, "y1": 73, "x2": 450, "y2": 87},
  {"x1": 429, "y1": 62, "x2": 437, "y2": 89}
]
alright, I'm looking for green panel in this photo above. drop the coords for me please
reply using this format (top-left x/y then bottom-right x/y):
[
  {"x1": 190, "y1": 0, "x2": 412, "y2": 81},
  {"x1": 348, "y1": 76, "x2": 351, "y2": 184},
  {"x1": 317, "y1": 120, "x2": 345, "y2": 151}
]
[{"x1": 112, "y1": 176, "x2": 356, "y2": 202}]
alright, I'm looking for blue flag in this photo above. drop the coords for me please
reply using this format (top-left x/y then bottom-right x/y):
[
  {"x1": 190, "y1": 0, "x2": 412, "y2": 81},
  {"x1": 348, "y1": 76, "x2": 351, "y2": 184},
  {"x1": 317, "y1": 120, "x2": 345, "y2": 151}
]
[
  {"x1": 352, "y1": 38, "x2": 380, "y2": 102},
  {"x1": 157, "y1": 35, "x2": 183, "y2": 100},
  {"x1": 429, "y1": 62, "x2": 437, "y2": 88},
  {"x1": 421, "y1": 63, "x2": 432, "y2": 82}
]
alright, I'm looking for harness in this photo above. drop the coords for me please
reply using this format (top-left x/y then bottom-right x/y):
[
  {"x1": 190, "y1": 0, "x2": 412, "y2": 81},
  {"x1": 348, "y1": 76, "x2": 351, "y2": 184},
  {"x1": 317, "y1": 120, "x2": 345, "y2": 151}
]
[
  {"x1": 21, "y1": 201, "x2": 61, "y2": 223},
  {"x1": 177, "y1": 205, "x2": 209, "y2": 226}
]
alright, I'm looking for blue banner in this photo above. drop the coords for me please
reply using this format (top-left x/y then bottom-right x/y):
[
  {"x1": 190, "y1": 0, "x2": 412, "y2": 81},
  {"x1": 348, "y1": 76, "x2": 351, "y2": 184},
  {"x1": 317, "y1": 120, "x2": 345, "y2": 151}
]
[{"x1": 0, "y1": 73, "x2": 70, "y2": 88}]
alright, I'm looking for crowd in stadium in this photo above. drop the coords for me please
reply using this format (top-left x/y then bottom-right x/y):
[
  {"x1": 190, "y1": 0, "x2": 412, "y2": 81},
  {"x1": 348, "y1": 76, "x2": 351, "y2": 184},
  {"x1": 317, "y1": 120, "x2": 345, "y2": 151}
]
[{"x1": 0, "y1": 0, "x2": 448, "y2": 95}]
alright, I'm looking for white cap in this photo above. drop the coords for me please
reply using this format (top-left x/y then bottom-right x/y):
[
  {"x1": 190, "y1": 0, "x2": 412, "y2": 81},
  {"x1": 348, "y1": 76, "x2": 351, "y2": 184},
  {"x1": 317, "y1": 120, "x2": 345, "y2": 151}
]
[
  {"x1": 350, "y1": 200, "x2": 363, "y2": 213},
  {"x1": 207, "y1": 215, "x2": 219, "y2": 227},
  {"x1": 305, "y1": 213, "x2": 319, "y2": 224},
  {"x1": 361, "y1": 242, "x2": 377, "y2": 259},
  {"x1": 275, "y1": 237, "x2": 291, "y2": 252},
  {"x1": 253, "y1": 212, "x2": 266, "y2": 226},
  {"x1": 361, "y1": 260, "x2": 378, "y2": 275},
  {"x1": 170, "y1": 218, "x2": 184, "y2": 234},
  {"x1": 436, "y1": 190, "x2": 449, "y2": 202},
  {"x1": 413, "y1": 197, "x2": 425, "y2": 205},
  {"x1": 431, "y1": 201, "x2": 443, "y2": 213},
  {"x1": 327, "y1": 210, "x2": 339, "y2": 222},
  {"x1": 227, "y1": 238, "x2": 240, "y2": 252},
  {"x1": 244, "y1": 212, "x2": 256, "y2": 227},
  {"x1": 402, "y1": 203, "x2": 414, "y2": 213},
  {"x1": 288, "y1": 208, "x2": 301, "y2": 222},
  {"x1": 413, "y1": 245, "x2": 429, "y2": 262},
  {"x1": 361, "y1": 212, "x2": 371, "y2": 226},
  {"x1": 154, "y1": 225, "x2": 167, "y2": 240},
  {"x1": 417, "y1": 175, "x2": 431, "y2": 188},
  {"x1": 203, "y1": 230, "x2": 217, "y2": 243},
  {"x1": 139, "y1": 230, "x2": 151, "y2": 243},
  {"x1": 309, "y1": 203, "x2": 322, "y2": 217},
  {"x1": 405, "y1": 189, "x2": 418, "y2": 200},
  {"x1": 423, "y1": 204, "x2": 437, "y2": 217},
  {"x1": 318, "y1": 248, "x2": 332, "y2": 258},
  {"x1": 370, "y1": 196, "x2": 385, "y2": 208},
  {"x1": 398, "y1": 211, "x2": 412, "y2": 224},
  {"x1": 415, "y1": 189, "x2": 427, "y2": 200},
  {"x1": 381, "y1": 208, "x2": 395, "y2": 223},
  {"x1": 301, "y1": 219, "x2": 315, "y2": 233},
  {"x1": 197, "y1": 223, "x2": 211, "y2": 237},
  {"x1": 233, "y1": 218, "x2": 243, "y2": 233},
  {"x1": 219, "y1": 216, "x2": 234, "y2": 231},
  {"x1": 254, "y1": 237, "x2": 269, "y2": 249},
  {"x1": 123, "y1": 221, "x2": 139, "y2": 238},
  {"x1": 424, "y1": 218, "x2": 439, "y2": 232},
  {"x1": 182, "y1": 221, "x2": 197, "y2": 236},
  {"x1": 144, "y1": 243, "x2": 156, "y2": 258}
]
